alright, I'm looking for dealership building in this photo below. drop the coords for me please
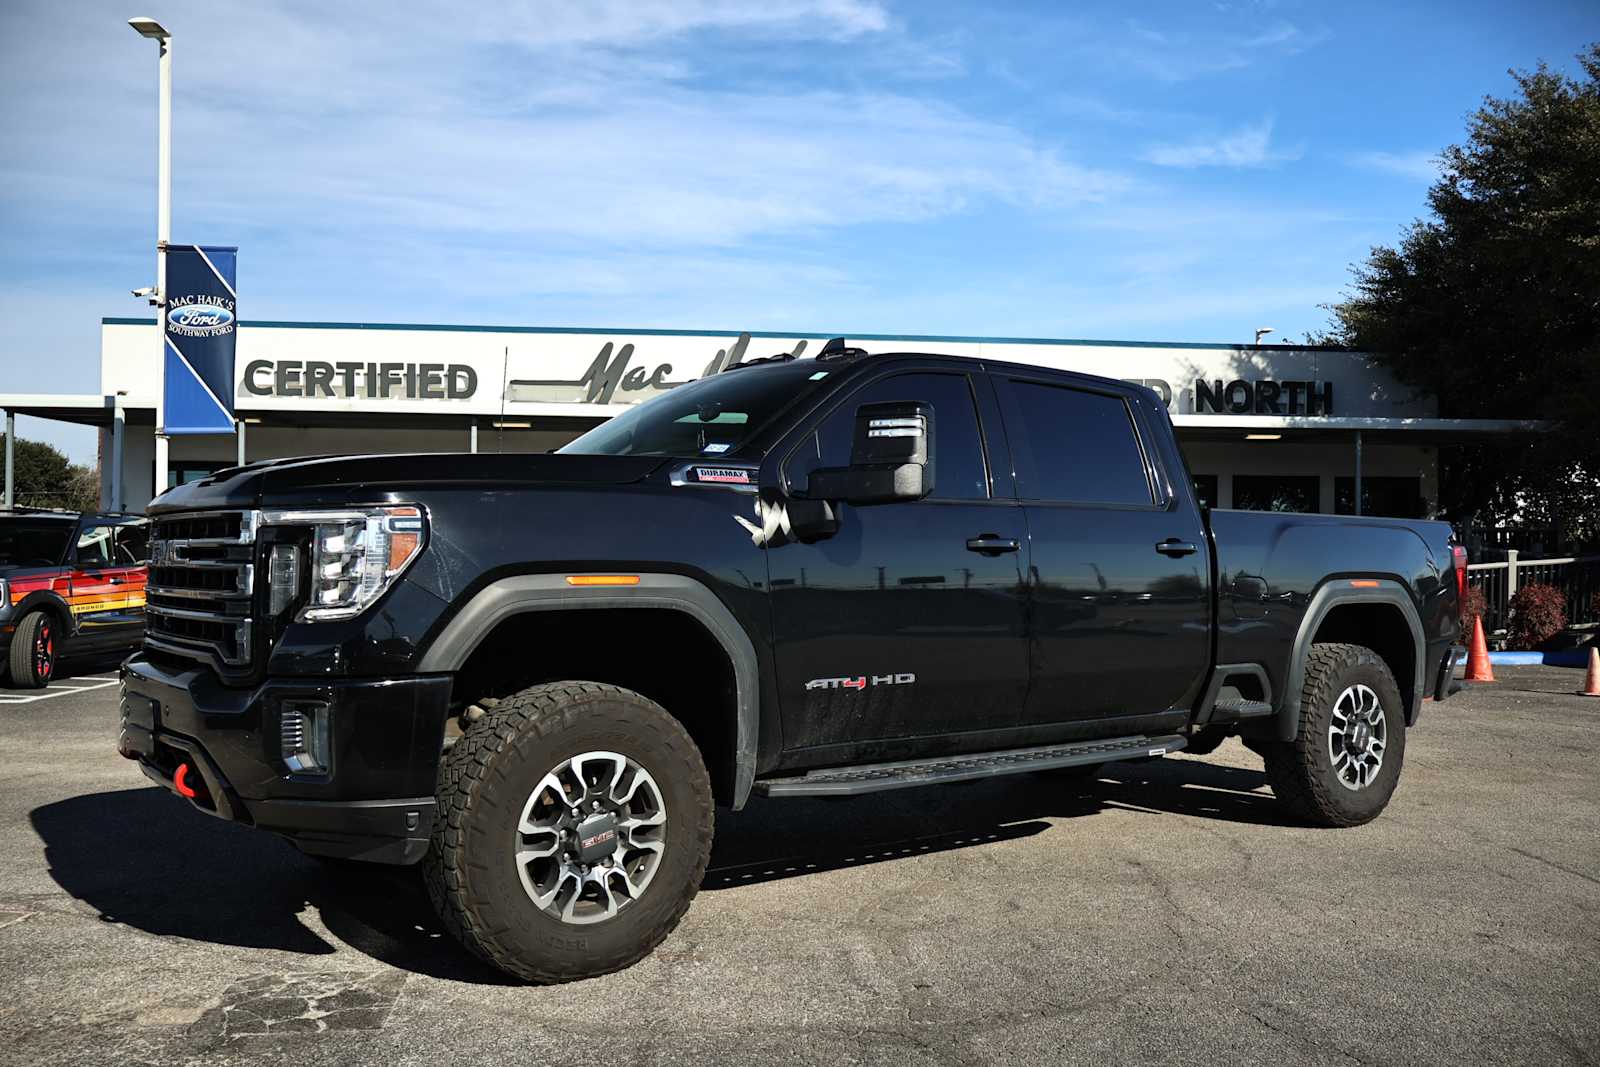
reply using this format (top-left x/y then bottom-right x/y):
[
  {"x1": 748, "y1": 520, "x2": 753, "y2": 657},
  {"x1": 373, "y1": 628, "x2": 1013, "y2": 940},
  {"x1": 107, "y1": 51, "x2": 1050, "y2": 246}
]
[{"x1": 1, "y1": 317, "x2": 1540, "y2": 515}]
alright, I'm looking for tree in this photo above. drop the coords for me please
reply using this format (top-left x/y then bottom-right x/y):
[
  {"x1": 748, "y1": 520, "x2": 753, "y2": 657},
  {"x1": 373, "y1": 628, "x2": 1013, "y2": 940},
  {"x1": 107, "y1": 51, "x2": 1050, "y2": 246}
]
[
  {"x1": 1321, "y1": 44, "x2": 1600, "y2": 544},
  {"x1": 1, "y1": 436, "x2": 101, "y2": 512}
]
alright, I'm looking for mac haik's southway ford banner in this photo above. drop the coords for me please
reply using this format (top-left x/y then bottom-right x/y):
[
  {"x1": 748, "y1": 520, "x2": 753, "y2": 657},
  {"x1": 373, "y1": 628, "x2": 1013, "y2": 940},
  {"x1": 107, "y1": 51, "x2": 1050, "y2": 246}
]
[{"x1": 162, "y1": 244, "x2": 238, "y2": 434}]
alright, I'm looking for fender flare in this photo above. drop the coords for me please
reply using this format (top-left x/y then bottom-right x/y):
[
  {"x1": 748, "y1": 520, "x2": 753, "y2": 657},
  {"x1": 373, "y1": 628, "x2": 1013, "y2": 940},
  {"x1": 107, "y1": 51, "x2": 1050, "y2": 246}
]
[
  {"x1": 1271, "y1": 579, "x2": 1426, "y2": 742},
  {"x1": 416, "y1": 573, "x2": 762, "y2": 808},
  {"x1": 9, "y1": 590, "x2": 77, "y2": 639}
]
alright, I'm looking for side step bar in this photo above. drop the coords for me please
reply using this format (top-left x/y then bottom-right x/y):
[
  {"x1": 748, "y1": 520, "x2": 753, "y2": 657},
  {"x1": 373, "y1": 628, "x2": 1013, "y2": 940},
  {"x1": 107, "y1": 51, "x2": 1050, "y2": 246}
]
[
  {"x1": 1211, "y1": 698, "x2": 1272, "y2": 720},
  {"x1": 753, "y1": 734, "x2": 1187, "y2": 799}
]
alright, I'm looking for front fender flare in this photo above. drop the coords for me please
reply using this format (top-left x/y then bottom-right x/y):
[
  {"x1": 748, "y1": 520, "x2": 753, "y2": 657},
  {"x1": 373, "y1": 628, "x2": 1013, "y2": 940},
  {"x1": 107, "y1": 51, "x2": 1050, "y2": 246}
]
[{"x1": 416, "y1": 573, "x2": 762, "y2": 809}]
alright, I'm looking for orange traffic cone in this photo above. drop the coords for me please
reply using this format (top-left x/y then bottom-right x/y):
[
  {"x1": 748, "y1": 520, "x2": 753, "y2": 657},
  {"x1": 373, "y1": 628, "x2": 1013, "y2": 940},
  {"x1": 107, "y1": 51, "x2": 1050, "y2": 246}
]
[
  {"x1": 1579, "y1": 647, "x2": 1600, "y2": 698},
  {"x1": 1464, "y1": 616, "x2": 1495, "y2": 683}
]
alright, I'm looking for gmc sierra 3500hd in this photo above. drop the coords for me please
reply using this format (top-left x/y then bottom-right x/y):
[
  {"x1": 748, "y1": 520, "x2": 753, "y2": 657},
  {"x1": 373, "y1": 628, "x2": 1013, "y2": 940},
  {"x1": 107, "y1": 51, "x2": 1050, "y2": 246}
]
[{"x1": 119, "y1": 341, "x2": 1466, "y2": 983}]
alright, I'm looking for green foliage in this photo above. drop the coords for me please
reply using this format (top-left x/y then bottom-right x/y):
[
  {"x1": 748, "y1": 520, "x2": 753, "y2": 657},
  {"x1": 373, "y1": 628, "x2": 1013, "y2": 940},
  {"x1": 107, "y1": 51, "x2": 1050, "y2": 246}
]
[
  {"x1": 1506, "y1": 583, "x2": 1569, "y2": 649},
  {"x1": 1322, "y1": 45, "x2": 1600, "y2": 541},
  {"x1": 1, "y1": 436, "x2": 101, "y2": 512}
]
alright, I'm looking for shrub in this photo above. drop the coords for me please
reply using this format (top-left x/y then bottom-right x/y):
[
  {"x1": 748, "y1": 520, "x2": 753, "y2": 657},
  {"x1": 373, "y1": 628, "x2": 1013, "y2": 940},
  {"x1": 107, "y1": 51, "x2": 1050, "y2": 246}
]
[
  {"x1": 1506, "y1": 583, "x2": 1567, "y2": 650},
  {"x1": 1458, "y1": 584, "x2": 1488, "y2": 634}
]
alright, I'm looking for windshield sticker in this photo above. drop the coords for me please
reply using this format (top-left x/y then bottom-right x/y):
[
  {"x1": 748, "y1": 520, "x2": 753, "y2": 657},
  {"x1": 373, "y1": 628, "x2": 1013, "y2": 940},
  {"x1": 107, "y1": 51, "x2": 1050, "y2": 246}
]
[
  {"x1": 808, "y1": 371, "x2": 829, "y2": 380},
  {"x1": 696, "y1": 467, "x2": 752, "y2": 484},
  {"x1": 702, "y1": 443, "x2": 732, "y2": 454}
]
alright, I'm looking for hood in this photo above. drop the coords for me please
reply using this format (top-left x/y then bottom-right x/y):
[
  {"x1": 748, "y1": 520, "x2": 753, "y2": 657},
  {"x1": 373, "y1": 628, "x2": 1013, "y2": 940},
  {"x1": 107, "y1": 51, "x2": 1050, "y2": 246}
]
[{"x1": 148, "y1": 452, "x2": 670, "y2": 515}]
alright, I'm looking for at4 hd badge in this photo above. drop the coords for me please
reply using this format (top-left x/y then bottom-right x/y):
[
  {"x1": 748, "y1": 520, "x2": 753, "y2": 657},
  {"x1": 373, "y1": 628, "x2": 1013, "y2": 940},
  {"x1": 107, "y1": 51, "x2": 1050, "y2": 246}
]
[{"x1": 806, "y1": 673, "x2": 916, "y2": 691}]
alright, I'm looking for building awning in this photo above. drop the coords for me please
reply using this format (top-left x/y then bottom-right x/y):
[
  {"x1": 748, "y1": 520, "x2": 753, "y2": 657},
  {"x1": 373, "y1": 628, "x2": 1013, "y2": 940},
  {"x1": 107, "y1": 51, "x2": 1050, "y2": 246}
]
[
  {"x1": 1171, "y1": 415, "x2": 1548, "y2": 444},
  {"x1": 0, "y1": 394, "x2": 154, "y2": 428}
]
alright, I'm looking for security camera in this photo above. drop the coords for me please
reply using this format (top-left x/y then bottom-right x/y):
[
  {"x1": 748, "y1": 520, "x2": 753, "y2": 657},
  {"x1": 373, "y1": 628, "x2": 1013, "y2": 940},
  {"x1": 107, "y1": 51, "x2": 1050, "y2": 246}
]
[{"x1": 131, "y1": 286, "x2": 156, "y2": 298}]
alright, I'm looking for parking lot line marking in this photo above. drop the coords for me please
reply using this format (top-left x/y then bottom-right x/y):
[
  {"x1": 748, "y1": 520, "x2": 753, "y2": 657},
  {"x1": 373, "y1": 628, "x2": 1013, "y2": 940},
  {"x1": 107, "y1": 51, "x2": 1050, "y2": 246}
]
[{"x1": 0, "y1": 677, "x2": 120, "y2": 705}]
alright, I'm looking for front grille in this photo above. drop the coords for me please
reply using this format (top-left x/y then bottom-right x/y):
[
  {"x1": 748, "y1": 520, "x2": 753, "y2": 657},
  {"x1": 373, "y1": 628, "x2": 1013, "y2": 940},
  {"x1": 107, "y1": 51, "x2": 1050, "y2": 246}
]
[{"x1": 145, "y1": 510, "x2": 258, "y2": 668}]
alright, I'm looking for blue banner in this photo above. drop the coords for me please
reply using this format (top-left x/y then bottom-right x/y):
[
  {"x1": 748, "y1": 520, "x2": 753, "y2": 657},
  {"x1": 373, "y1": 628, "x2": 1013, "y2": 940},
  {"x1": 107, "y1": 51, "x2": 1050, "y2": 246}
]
[{"x1": 163, "y1": 244, "x2": 237, "y2": 435}]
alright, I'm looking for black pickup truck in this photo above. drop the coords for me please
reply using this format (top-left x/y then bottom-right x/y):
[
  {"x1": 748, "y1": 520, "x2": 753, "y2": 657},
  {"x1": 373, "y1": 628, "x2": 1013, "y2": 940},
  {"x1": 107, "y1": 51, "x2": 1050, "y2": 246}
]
[{"x1": 119, "y1": 344, "x2": 1466, "y2": 982}]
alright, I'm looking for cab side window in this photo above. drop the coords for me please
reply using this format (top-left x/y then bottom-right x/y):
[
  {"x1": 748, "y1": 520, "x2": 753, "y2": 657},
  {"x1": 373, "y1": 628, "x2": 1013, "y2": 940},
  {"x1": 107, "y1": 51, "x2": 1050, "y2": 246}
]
[
  {"x1": 997, "y1": 379, "x2": 1155, "y2": 506},
  {"x1": 115, "y1": 523, "x2": 150, "y2": 566},
  {"x1": 785, "y1": 371, "x2": 990, "y2": 500},
  {"x1": 75, "y1": 525, "x2": 116, "y2": 568}
]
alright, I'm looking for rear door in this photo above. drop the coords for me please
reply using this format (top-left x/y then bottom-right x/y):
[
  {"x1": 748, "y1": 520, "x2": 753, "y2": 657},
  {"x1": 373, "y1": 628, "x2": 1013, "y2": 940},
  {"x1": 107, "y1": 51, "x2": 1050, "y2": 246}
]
[{"x1": 991, "y1": 374, "x2": 1210, "y2": 727}]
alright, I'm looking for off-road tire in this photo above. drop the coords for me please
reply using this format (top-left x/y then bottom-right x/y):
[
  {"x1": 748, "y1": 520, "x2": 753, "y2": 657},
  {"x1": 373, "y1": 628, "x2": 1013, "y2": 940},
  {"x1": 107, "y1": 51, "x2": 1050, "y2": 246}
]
[
  {"x1": 1260, "y1": 642, "x2": 1406, "y2": 827},
  {"x1": 424, "y1": 681, "x2": 713, "y2": 983},
  {"x1": 8, "y1": 611, "x2": 55, "y2": 689}
]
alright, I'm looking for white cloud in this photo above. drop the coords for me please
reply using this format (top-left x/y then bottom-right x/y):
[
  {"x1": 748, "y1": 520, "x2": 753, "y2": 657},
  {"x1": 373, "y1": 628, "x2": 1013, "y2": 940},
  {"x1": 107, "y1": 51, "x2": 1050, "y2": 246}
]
[
  {"x1": 1110, "y1": 17, "x2": 1327, "y2": 82},
  {"x1": 1350, "y1": 150, "x2": 1441, "y2": 182},
  {"x1": 1142, "y1": 119, "x2": 1301, "y2": 168}
]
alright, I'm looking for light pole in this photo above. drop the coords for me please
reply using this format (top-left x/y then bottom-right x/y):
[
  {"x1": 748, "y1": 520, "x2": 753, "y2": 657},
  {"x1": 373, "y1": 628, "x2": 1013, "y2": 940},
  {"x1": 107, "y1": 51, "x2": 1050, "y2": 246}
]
[{"x1": 130, "y1": 16, "x2": 171, "y2": 497}]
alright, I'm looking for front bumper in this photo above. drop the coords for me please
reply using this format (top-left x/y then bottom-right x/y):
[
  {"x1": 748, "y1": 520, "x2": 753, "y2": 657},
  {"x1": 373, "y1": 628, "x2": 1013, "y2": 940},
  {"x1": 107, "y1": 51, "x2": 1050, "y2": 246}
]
[{"x1": 118, "y1": 655, "x2": 452, "y2": 864}]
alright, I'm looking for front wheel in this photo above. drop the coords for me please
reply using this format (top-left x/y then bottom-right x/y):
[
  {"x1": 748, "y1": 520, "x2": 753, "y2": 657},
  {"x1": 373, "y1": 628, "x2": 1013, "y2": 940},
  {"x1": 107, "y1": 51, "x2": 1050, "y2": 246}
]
[
  {"x1": 7, "y1": 611, "x2": 57, "y2": 689},
  {"x1": 1260, "y1": 642, "x2": 1407, "y2": 827},
  {"x1": 424, "y1": 681, "x2": 713, "y2": 983}
]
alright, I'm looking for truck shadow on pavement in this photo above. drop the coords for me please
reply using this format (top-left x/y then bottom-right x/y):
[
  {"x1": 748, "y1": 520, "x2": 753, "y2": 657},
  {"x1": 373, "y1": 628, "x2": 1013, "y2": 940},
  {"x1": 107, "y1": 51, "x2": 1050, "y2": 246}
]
[{"x1": 29, "y1": 756, "x2": 1283, "y2": 983}]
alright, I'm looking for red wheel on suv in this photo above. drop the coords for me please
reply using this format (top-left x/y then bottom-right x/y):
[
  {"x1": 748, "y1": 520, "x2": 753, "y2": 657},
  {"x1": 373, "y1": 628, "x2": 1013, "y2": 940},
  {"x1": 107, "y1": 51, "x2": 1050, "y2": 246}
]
[{"x1": 8, "y1": 611, "x2": 56, "y2": 689}]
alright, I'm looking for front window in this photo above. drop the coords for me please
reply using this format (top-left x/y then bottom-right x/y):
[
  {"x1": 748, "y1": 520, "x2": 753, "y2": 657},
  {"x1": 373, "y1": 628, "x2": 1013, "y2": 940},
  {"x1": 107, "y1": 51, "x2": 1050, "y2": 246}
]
[
  {"x1": 0, "y1": 522, "x2": 73, "y2": 568},
  {"x1": 558, "y1": 362, "x2": 835, "y2": 458}
]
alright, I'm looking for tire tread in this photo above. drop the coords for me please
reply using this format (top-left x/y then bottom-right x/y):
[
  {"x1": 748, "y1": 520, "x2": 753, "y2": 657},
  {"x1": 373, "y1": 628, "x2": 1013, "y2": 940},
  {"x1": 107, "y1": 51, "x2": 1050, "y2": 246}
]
[{"x1": 423, "y1": 681, "x2": 713, "y2": 983}]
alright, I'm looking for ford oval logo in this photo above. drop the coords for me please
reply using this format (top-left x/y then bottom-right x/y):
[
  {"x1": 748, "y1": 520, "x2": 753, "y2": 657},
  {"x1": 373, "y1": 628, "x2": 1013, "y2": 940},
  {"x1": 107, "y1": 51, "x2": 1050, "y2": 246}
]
[{"x1": 169, "y1": 304, "x2": 234, "y2": 329}]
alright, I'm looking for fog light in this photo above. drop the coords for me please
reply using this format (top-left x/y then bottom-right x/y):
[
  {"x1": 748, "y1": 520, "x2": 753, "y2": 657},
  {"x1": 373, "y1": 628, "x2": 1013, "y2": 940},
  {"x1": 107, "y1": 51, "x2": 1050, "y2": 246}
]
[{"x1": 280, "y1": 700, "x2": 330, "y2": 774}]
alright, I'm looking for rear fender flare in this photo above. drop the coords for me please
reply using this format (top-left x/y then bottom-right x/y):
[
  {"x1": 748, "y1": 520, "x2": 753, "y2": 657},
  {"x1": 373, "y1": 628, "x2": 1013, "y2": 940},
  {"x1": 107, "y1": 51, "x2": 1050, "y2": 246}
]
[
  {"x1": 416, "y1": 573, "x2": 761, "y2": 808},
  {"x1": 1272, "y1": 579, "x2": 1426, "y2": 742}
]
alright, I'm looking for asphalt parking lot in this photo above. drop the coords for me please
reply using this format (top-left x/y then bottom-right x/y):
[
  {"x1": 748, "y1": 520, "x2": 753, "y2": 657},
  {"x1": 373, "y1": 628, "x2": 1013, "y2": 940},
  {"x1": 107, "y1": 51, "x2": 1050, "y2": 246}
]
[{"x1": 1, "y1": 665, "x2": 1596, "y2": 1067}]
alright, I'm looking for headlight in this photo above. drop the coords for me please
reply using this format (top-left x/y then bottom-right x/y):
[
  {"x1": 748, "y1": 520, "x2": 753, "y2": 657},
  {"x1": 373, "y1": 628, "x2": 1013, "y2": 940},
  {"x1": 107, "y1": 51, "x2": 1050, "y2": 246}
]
[{"x1": 261, "y1": 505, "x2": 426, "y2": 622}]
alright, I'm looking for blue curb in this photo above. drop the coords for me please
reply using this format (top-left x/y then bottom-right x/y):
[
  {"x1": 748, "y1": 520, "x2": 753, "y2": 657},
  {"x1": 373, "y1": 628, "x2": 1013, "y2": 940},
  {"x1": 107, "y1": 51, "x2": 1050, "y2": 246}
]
[{"x1": 1486, "y1": 649, "x2": 1594, "y2": 667}]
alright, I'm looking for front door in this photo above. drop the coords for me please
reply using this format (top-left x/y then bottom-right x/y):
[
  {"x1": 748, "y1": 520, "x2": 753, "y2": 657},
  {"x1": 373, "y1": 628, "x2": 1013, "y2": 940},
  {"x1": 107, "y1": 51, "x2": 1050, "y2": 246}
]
[
  {"x1": 767, "y1": 367, "x2": 1029, "y2": 759},
  {"x1": 69, "y1": 523, "x2": 147, "y2": 652},
  {"x1": 990, "y1": 374, "x2": 1211, "y2": 727}
]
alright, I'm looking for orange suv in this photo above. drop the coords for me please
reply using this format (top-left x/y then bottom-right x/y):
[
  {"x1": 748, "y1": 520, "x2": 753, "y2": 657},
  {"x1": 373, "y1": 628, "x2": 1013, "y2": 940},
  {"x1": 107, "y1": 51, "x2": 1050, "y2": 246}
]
[{"x1": 0, "y1": 509, "x2": 148, "y2": 688}]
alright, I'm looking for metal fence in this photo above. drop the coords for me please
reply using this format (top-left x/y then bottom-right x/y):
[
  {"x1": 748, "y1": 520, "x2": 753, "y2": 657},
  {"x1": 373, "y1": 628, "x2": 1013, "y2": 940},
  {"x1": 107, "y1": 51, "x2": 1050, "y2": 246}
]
[{"x1": 1466, "y1": 553, "x2": 1600, "y2": 634}]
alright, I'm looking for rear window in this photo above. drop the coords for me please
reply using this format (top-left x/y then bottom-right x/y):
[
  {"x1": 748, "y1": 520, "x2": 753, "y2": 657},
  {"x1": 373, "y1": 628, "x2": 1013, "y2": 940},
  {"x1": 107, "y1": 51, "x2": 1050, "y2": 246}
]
[{"x1": 0, "y1": 521, "x2": 72, "y2": 567}]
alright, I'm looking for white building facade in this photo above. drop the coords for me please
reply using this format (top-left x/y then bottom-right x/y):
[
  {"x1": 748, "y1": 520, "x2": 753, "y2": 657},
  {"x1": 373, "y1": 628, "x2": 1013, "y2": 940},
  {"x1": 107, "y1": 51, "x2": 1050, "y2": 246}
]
[{"x1": 3, "y1": 317, "x2": 1540, "y2": 516}]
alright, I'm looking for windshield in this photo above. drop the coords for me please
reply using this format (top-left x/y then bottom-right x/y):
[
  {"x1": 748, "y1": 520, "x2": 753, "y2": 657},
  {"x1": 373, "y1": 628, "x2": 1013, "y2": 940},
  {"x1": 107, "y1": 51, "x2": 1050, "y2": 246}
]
[
  {"x1": 0, "y1": 521, "x2": 72, "y2": 567},
  {"x1": 558, "y1": 361, "x2": 835, "y2": 457}
]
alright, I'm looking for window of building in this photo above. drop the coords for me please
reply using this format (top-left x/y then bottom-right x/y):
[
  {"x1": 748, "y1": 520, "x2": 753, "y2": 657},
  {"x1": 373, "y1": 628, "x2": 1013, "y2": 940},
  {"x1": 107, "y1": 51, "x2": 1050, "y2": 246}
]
[
  {"x1": 1192, "y1": 474, "x2": 1219, "y2": 509},
  {"x1": 162, "y1": 461, "x2": 234, "y2": 489},
  {"x1": 1232, "y1": 474, "x2": 1320, "y2": 513},
  {"x1": 1334, "y1": 477, "x2": 1424, "y2": 519},
  {"x1": 998, "y1": 380, "x2": 1153, "y2": 505},
  {"x1": 785, "y1": 371, "x2": 990, "y2": 500}
]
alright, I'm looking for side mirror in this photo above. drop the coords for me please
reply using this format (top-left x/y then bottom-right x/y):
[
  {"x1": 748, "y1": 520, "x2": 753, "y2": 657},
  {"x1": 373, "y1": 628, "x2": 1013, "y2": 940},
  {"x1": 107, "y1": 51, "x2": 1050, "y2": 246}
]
[{"x1": 807, "y1": 400, "x2": 933, "y2": 505}]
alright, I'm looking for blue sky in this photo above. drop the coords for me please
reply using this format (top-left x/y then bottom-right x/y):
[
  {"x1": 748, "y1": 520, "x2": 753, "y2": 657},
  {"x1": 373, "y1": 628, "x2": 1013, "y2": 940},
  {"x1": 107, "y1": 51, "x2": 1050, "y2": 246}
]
[{"x1": 1, "y1": 0, "x2": 1594, "y2": 462}]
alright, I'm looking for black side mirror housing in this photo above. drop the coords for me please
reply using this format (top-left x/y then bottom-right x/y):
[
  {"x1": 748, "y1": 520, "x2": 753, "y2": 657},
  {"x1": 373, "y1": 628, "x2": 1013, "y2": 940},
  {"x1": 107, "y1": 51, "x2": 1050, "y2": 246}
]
[{"x1": 806, "y1": 400, "x2": 933, "y2": 505}]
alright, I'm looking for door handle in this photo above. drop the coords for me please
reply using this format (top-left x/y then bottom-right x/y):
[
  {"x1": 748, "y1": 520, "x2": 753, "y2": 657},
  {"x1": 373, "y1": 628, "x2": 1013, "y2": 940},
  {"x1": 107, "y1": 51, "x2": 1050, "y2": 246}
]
[
  {"x1": 108, "y1": 576, "x2": 124, "y2": 585},
  {"x1": 1155, "y1": 539, "x2": 1199, "y2": 557},
  {"x1": 966, "y1": 535, "x2": 1020, "y2": 555}
]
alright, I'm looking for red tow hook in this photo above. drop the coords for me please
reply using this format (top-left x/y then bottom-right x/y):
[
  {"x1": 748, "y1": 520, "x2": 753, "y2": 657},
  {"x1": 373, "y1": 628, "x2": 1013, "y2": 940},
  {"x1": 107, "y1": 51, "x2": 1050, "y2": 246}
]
[{"x1": 173, "y1": 762, "x2": 199, "y2": 799}]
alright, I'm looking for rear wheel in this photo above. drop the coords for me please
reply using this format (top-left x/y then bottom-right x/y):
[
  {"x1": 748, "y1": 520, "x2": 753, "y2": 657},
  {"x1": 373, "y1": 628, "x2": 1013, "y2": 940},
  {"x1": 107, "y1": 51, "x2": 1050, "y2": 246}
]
[
  {"x1": 424, "y1": 681, "x2": 713, "y2": 983},
  {"x1": 8, "y1": 611, "x2": 57, "y2": 689},
  {"x1": 1260, "y1": 642, "x2": 1406, "y2": 827}
]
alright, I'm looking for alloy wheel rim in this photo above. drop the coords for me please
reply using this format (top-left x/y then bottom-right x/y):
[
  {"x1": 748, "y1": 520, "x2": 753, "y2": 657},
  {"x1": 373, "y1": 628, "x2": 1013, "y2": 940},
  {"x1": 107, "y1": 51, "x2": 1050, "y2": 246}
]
[
  {"x1": 1327, "y1": 683, "x2": 1386, "y2": 791},
  {"x1": 34, "y1": 620, "x2": 53, "y2": 680},
  {"x1": 514, "y1": 750, "x2": 667, "y2": 925}
]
